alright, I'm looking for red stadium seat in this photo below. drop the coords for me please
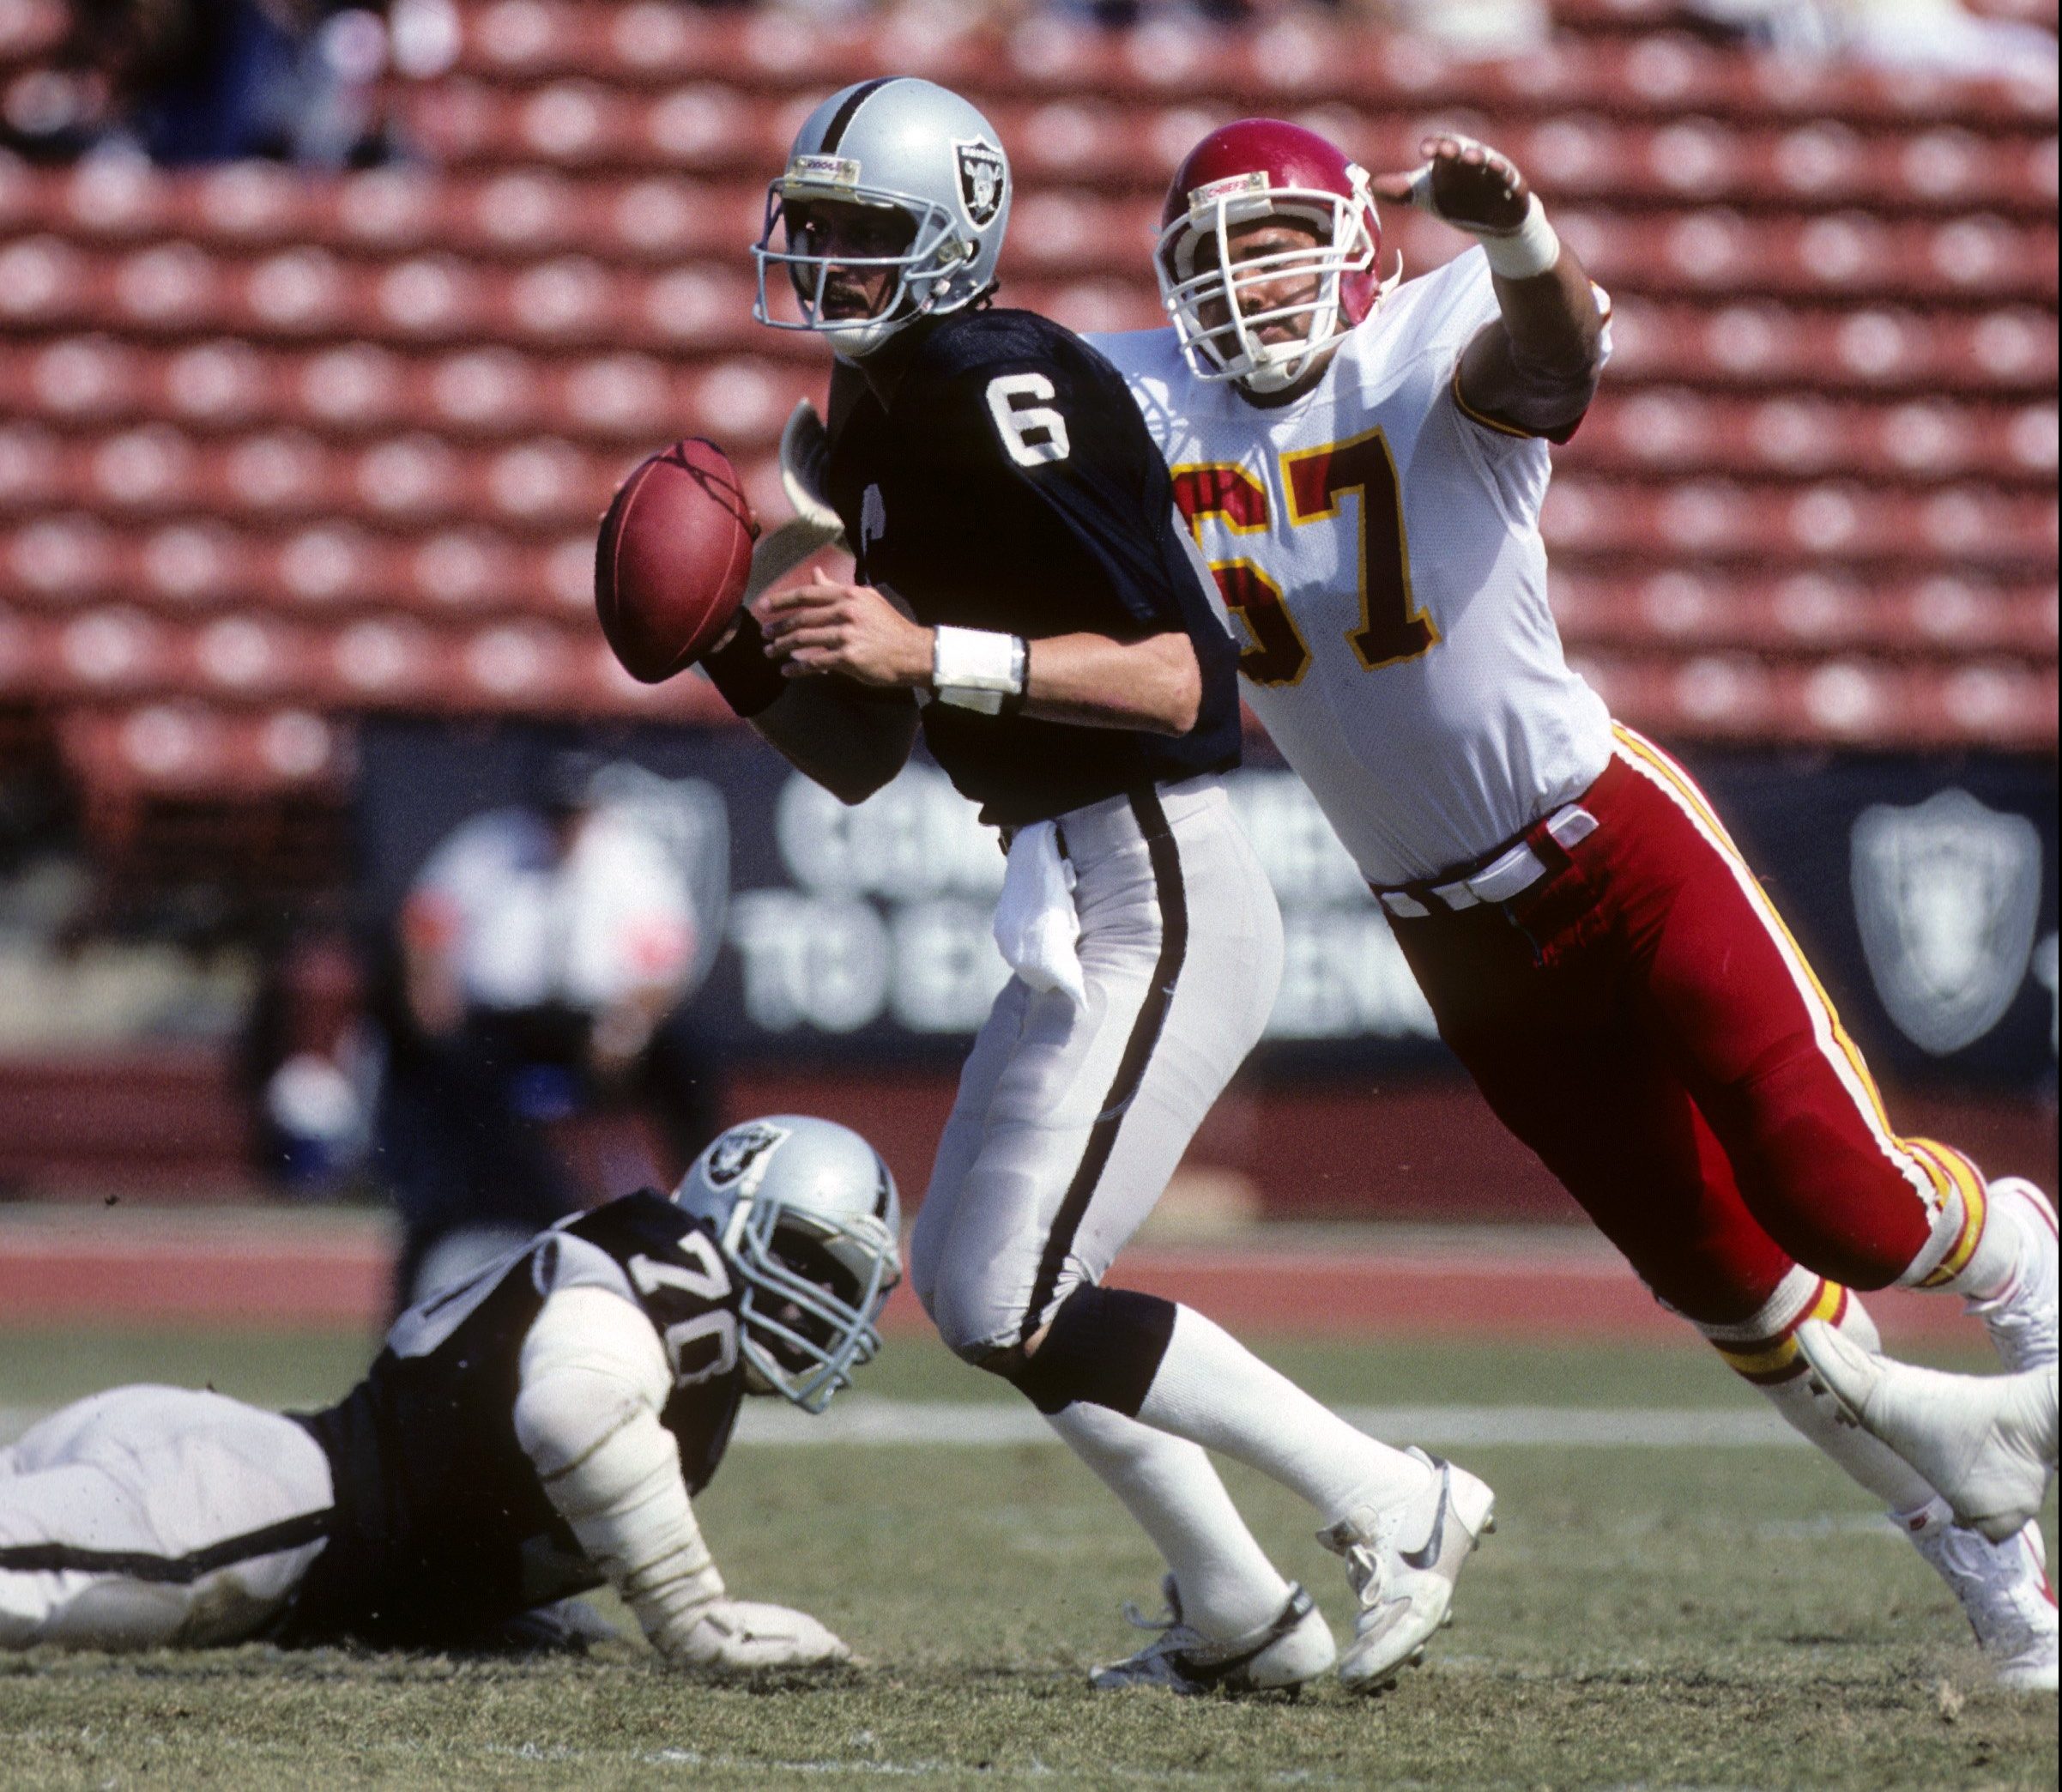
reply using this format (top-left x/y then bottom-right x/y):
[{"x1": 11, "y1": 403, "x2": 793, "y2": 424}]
[
  {"x1": 0, "y1": 2, "x2": 2052, "y2": 758},
  {"x1": 1567, "y1": 390, "x2": 2058, "y2": 483},
  {"x1": 1551, "y1": 566, "x2": 2058, "y2": 657}
]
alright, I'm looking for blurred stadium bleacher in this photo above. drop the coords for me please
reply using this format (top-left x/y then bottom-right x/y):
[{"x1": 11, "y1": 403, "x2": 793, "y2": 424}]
[{"x1": 0, "y1": 0, "x2": 2053, "y2": 1196}]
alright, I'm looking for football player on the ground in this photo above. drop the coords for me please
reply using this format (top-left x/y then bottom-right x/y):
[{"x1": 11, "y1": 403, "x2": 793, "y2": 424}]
[
  {"x1": 0, "y1": 1117, "x2": 897, "y2": 1665},
  {"x1": 699, "y1": 76, "x2": 1495, "y2": 1697},
  {"x1": 1089, "y1": 119, "x2": 2058, "y2": 1692}
]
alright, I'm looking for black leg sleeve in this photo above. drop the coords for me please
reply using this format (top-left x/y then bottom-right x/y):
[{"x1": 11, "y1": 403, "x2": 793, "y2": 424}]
[{"x1": 1013, "y1": 1286, "x2": 1179, "y2": 1418}]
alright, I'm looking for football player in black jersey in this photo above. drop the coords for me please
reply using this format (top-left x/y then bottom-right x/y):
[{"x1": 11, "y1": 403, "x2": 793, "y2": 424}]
[
  {"x1": 0, "y1": 1117, "x2": 897, "y2": 1667},
  {"x1": 697, "y1": 77, "x2": 1490, "y2": 1697}
]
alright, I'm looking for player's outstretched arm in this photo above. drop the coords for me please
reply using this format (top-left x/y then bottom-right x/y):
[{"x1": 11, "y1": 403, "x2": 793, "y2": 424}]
[
  {"x1": 514, "y1": 1286, "x2": 850, "y2": 1671},
  {"x1": 1372, "y1": 136, "x2": 1606, "y2": 438},
  {"x1": 757, "y1": 572, "x2": 1202, "y2": 736}
]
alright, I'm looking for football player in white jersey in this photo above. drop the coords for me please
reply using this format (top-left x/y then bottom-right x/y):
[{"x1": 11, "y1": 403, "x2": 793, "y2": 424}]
[{"x1": 1091, "y1": 120, "x2": 2057, "y2": 1692}]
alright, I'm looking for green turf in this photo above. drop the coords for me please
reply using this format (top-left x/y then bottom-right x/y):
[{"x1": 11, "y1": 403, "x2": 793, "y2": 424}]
[{"x1": 0, "y1": 1329, "x2": 2052, "y2": 1789}]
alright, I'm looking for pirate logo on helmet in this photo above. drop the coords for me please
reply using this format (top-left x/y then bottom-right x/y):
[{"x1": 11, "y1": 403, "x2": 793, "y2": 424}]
[
  {"x1": 704, "y1": 1121, "x2": 789, "y2": 1189},
  {"x1": 954, "y1": 140, "x2": 1007, "y2": 228}
]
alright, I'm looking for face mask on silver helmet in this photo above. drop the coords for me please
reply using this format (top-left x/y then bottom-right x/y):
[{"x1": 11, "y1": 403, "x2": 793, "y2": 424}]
[
  {"x1": 673, "y1": 1115, "x2": 901, "y2": 1414},
  {"x1": 752, "y1": 76, "x2": 1011, "y2": 360}
]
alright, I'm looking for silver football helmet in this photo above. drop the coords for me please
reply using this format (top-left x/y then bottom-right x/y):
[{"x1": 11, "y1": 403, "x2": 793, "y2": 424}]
[
  {"x1": 674, "y1": 1115, "x2": 901, "y2": 1413},
  {"x1": 752, "y1": 76, "x2": 1011, "y2": 360}
]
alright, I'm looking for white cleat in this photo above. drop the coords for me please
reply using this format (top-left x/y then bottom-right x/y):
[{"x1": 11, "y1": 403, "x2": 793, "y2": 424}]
[
  {"x1": 1320, "y1": 1449, "x2": 1497, "y2": 1694},
  {"x1": 1089, "y1": 1577, "x2": 1335, "y2": 1697},
  {"x1": 1798, "y1": 1320, "x2": 2058, "y2": 1544},
  {"x1": 1905, "y1": 1498, "x2": 2059, "y2": 1694},
  {"x1": 1968, "y1": 1179, "x2": 2058, "y2": 1373}
]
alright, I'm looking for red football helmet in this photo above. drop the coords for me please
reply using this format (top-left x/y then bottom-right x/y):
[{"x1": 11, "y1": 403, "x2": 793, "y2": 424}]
[{"x1": 1158, "y1": 118, "x2": 1393, "y2": 392}]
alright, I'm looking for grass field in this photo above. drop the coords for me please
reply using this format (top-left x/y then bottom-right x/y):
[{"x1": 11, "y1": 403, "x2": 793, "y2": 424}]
[{"x1": 1, "y1": 1325, "x2": 2054, "y2": 1789}]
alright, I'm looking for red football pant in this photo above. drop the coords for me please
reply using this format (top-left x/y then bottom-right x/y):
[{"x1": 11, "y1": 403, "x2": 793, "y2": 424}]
[{"x1": 1392, "y1": 727, "x2": 1986, "y2": 1351}]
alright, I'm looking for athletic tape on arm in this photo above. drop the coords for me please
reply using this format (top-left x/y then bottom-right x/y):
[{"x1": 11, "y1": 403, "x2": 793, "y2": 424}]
[{"x1": 514, "y1": 1286, "x2": 727, "y2": 1659}]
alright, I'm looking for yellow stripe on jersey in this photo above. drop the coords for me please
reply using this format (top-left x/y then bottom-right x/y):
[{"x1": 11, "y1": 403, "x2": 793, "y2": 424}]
[
  {"x1": 1448, "y1": 364, "x2": 1542, "y2": 440},
  {"x1": 1914, "y1": 1141, "x2": 1990, "y2": 1286},
  {"x1": 1610, "y1": 727, "x2": 1895, "y2": 1130}
]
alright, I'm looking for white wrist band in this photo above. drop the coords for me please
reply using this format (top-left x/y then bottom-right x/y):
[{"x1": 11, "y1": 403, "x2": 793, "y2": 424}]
[
  {"x1": 932, "y1": 626, "x2": 1027, "y2": 715},
  {"x1": 1480, "y1": 195, "x2": 1561, "y2": 281}
]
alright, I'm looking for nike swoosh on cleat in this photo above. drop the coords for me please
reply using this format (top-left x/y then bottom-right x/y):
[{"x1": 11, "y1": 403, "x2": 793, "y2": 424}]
[{"x1": 1399, "y1": 1469, "x2": 1452, "y2": 1573}]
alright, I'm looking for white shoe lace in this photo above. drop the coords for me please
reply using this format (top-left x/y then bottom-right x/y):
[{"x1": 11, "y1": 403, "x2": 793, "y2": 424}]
[
  {"x1": 1106, "y1": 1578, "x2": 1205, "y2": 1663},
  {"x1": 1098, "y1": 1578, "x2": 1315, "y2": 1688},
  {"x1": 1969, "y1": 1289, "x2": 2055, "y2": 1375},
  {"x1": 1320, "y1": 1506, "x2": 1405, "y2": 1612}
]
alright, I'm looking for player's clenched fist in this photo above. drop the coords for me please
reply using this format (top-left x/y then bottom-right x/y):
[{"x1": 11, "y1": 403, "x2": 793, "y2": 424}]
[
  {"x1": 754, "y1": 569, "x2": 934, "y2": 687},
  {"x1": 1370, "y1": 135, "x2": 1531, "y2": 233}
]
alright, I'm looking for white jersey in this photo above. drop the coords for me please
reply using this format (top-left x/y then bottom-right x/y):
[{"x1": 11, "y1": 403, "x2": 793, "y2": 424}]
[{"x1": 1091, "y1": 248, "x2": 1613, "y2": 887}]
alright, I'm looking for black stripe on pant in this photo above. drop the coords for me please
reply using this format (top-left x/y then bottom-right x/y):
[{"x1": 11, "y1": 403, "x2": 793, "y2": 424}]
[
  {"x1": 0, "y1": 1507, "x2": 332, "y2": 1584},
  {"x1": 1019, "y1": 786, "x2": 1189, "y2": 1344}
]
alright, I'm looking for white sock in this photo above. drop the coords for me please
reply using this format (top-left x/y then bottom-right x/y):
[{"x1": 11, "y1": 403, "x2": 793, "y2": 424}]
[
  {"x1": 1045, "y1": 1402, "x2": 1291, "y2": 1639},
  {"x1": 1939, "y1": 1193, "x2": 2024, "y2": 1302},
  {"x1": 1749, "y1": 1293, "x2": 1938, "y2": 1512},
  {"x1": 1134, "y1": 1305, "x2": 1432, "y2": 1523}
]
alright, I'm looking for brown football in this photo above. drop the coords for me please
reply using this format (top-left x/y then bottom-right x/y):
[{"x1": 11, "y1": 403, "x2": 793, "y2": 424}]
[{"x1": 595, "y1": 438, "x2": 760, "y2": 684}]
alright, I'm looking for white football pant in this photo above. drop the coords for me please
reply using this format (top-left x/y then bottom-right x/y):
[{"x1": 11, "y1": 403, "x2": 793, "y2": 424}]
[
  {"x1": 0, "y1": 1385, "x2": 332, "y2": 1650},
  {"x1": 911, "y1": 775, "x2": 1282, "y2": 1357}
]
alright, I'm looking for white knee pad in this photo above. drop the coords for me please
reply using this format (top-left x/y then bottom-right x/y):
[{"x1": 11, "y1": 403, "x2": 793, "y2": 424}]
[{"x1": 916, "y1": 1197, "x2": 1043, "y2": 1363}]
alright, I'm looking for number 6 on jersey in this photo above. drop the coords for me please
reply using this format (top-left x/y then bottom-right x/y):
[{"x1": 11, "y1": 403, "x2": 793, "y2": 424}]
[{"x1": 988, "y1": 373, "x2": 1072, "y2": 467}]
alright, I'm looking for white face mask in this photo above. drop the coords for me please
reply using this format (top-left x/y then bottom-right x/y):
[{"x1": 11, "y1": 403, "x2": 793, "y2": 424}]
[
  {"x1": 752, "y1": 187, "x2": 971, "y2": 360},
  {"x1": 1158, "y1": 180, "x2": 1395, "y2": 392}
]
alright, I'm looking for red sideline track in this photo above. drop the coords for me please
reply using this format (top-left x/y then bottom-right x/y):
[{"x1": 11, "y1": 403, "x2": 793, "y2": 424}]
[{"x1": 0, "y1": 1208, "x2": 1970, "y2": 1345}]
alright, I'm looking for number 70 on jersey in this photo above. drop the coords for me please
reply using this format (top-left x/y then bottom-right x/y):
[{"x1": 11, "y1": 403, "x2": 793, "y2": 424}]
[{"x1": 1173, "y1": 428, "x2": 1439, "y2": 688}]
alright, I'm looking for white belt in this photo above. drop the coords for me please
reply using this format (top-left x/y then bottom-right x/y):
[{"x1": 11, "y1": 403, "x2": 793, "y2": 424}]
[{"x1": 1376, "y1": 805, "x2": 1598, "y2": 920}]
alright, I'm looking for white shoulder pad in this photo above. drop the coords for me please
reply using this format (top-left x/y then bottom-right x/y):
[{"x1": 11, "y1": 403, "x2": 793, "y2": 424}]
[
  {"x1": 532, "y1": 1231, "x2": 639, "y2": 1306},
  {"x1": 518, "y1": 1283, "x2": 670, "y2": 1440},
  {"x1": 516, "y1": 1283, "x2": 725, "y2": 1655}
]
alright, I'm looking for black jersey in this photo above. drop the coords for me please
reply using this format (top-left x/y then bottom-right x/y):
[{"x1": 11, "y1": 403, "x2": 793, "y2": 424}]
[
  {"x1": 824, "y1": 308, "x2": 1243, "y2": 827},
  {"x1": 279, "y1": 1192, "x2": 744, "y2": 1648}
]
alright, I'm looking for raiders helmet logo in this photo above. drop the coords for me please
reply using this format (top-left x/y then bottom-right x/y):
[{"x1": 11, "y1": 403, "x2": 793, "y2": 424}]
[
  {"x1": 704, "y1": 1121, "x2": 789, "y2": 1189},
  {"x1": 954, "y1": 139, "x2": 1007, "y2": 228},
  {"x1": 1851, "y1": 789, "x2": 2042, "y2": 1056}
]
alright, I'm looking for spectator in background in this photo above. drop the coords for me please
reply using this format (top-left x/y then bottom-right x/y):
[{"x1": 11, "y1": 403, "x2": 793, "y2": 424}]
[
  {"x1": 245, "y1": 920, "x2": 378, "y2": 1198},
  {"x1": 2, "y1": 0, "x2": 454, "y2": 166},
  {"x1": 1687, "y1": 0, "x2": 2057, "y2": 79},
  {"x1": 375, "y1": 751, "x2": 722, "y2": 1309}
]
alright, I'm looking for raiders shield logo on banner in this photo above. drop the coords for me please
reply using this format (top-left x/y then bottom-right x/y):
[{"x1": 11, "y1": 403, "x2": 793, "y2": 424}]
[
  {"x1": 954, "y1": 139, "x2": 1007, "y2": 227},
  {"x1": 1851, "y1": 789, "x2": 2042, "y2": 1056}
]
